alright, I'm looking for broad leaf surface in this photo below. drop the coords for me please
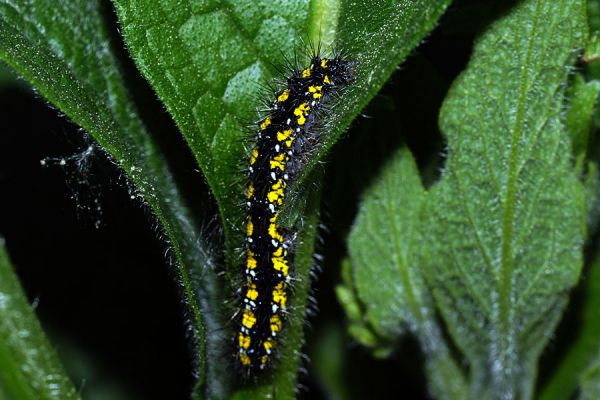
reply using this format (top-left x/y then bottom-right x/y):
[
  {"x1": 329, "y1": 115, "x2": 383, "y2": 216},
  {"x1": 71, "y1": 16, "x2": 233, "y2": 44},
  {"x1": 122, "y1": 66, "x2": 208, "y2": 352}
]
[
  {"x1": 112, "y1": 0, "x2": 453, "y2": 262},
  {"x1": 425, "y1": 0, "x2": 586, "y2": 397},
  {"x1": 537, "y1": 3, "x2": 600, "y2": 396}
]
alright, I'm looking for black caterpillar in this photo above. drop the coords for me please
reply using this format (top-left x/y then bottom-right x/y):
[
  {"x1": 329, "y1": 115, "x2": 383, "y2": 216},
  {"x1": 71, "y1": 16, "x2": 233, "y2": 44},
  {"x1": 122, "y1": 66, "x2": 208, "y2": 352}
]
[{"x1": 235, "y1": 48, "x2": 354, "y2": 377}]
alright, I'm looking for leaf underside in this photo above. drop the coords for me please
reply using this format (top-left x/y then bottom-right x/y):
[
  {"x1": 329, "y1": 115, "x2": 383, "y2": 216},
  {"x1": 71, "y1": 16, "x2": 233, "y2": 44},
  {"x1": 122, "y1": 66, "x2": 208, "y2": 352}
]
[
  {"x1": 347, "y1": 148, "x2": 468, "y2": 398},
  {"x1": 425, "y1": 0, "x2": 586, "y2": 398}
]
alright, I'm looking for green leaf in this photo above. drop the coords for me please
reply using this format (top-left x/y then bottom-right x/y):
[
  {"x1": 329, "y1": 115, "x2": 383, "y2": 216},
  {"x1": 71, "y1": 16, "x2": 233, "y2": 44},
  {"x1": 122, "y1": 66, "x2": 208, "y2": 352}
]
[
  {"x1": 0, "y1": 1, "x2": 223, "y2": 397},
  {"x1": 567, "y1": 74, "x2": 600, "y2": 158},
  {"x1": 425, "y1": 0, "x2": 586, "y2": 398},
  {"x1": 585, "y1": 0, "x2": 600, "y2": 79},
  {"x1": 584, "y1": 162, "x2": 600, "y2": 233},
  {"x1": 111, "y1": 0, "x2": 453, "y2": 262},
  {"x1": 346, "y1": 147, "x2": 467, "y2": 399},
  {"x1": 112, "y1": 0, "x2": 452, "y2": 395},
  {"x1": 349, "y1": 148, "x2": 425, "y2": 340},
  {"x1": 584, "y1": 0, "x2": 600, "y2": 64},
  {"x1": 538, "y1": 248, "x2": 600, "y2": 400},
  {"x1": 0, "y1": 239, "x2": 78, "y2": 400},
  {"x1": 584, "y1": 32, "x2": 600, "y2": 63},
  {"x1": 588, "y1": 0, "x2": 600, "y2": 37}
]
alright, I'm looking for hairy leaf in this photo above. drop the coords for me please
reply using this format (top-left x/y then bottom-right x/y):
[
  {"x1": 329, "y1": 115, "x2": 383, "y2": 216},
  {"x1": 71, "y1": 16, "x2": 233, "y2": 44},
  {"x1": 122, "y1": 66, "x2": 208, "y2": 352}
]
[
  {"x1": 112, "y1": 0, "x2": 452, "y2": 395},
  {"x1": 566, "y1": 74, "x2": 600, "y2": 158},
  {"x1": 346, "y1": 147, "x2": 467, "y2": 398},
  {"x1": 425, "y1": 0, "x2": 586, "y2": 398},
  {"x1": 349, "y1": 148, "x2": 425, "y2": 340},
  {"x1": 0, "y1": 1, "x2": 223, "y2": 397},
  {"x1": 0, "y1": 240, "x2": 78, "y2": 400},
  {"x1": 112, "y1": 0, "x2": 453, "y2": 262}
]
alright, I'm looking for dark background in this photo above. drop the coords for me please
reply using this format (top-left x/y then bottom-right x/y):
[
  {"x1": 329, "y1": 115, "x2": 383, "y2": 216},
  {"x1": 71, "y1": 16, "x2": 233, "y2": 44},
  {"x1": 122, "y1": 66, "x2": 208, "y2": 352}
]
[{"x1": 0, "y1": 1, "x2": 569, "y2": 399}]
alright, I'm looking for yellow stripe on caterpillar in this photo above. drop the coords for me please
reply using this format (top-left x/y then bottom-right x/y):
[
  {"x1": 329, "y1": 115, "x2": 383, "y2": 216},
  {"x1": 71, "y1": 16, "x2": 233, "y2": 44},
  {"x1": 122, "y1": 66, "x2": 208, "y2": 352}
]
[
  {"x1": 272, "y1": 282, "x2": 287, "y2": 308},
  {"x1": 267, "y1": 188, "x2": 284, "y2": 205},
  {"x1": 246, "y1": 250, "x2": 257, "y2": 269},
  {"x1": 242, "y1": 309, "x2": 257, "y2": 329},
  {"x1": 250, "y1": 148, "x2": 259, "y2": 165},
  {"x1": 263, "y1": 338, "x2": 275, "y2": 353},
  {"x1": 277, "y1": 129, "x2": 293, "y2": 142},
  {"x1": 272, "y1": 254, "x2": 289, "y2": 276},
  {"x1": 260, "y1": 116, "x2": 272, "y2": 130},
  {"x1": 238, "y1": 333, "x2": 251, "y2": 349},
  {"x1": 277, "y1": 89, "x2": 289, "y2": 102},
  {"x1": 269, "y1": 153, "x2": 286, "y2": 171},
  {"x1": 268, "y1": 223, "x2": 284, "y2": 242},
  {"x1": 308, "y1": 85, "x2": 323, "y2": 99},
  {"x1": 239, "y1": 353, "x2": 251, "y2": 366},
  {"x1": 294, "y1": 103, "x2": 310, "y2": 125},
  {"x1": 270, "y1": 315, "x2": 283, "y2": 335},
  {"x1": 246, "y1": 282, "x2": 259, "y2": 301}
]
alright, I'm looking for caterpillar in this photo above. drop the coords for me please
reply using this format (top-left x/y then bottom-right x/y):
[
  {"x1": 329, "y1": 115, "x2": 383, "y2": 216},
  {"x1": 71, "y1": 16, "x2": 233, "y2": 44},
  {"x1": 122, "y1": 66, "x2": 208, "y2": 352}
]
[{"x1": 235, "y1": 47, "x2": 354, "y2": 377}]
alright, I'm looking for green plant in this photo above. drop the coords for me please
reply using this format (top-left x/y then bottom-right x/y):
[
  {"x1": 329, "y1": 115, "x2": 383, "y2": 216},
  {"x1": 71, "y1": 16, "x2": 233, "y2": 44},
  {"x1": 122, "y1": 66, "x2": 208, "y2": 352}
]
[{"x1": 1, "y1": 0, "x2": 599, "y2": 398}]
